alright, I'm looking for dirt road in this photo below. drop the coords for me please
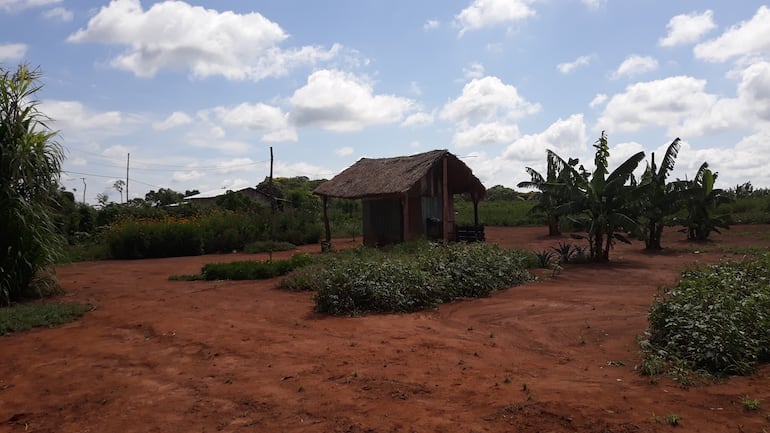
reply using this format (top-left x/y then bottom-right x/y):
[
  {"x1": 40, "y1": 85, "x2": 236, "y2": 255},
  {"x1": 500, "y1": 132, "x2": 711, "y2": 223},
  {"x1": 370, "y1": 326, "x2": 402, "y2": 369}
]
[{"x1": 2, "y1": 226, "x2": 769, "y2": 432}]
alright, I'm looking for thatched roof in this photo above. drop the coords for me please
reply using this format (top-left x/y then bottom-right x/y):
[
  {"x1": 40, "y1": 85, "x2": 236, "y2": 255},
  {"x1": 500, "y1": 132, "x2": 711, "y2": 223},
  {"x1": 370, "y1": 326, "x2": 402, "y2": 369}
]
[{"x1": 313, "y1": 149, "x2": 486, "y2": 199}]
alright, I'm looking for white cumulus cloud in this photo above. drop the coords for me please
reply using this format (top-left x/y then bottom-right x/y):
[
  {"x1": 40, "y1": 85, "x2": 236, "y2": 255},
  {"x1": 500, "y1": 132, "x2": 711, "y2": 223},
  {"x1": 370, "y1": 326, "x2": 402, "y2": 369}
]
[
  {"x1": 557, "y1": 55, "x2": 592, "y2": 75},
  {"x1": 401, "y1": 111, "x2": 435, "y2": 128},
  {"x1": 502, "y1": 114, "x2": 587, "y2": 161},
  {"x1": 41, "y1": 100, "x2": 137, "y2": 142},
  {"x1": 0, "y1": 0, "x2": 60, "y2": 12},
  {"x1": 659, "y1": 10, "x2": 716, "y2": 47},
  {"x1": 611, "y1": 55, "x2": 659, "y2": 79},
  {"x1": 423, "y1": 19, "x2": 439, "y2": 31},
  {"x1": 290, "y1": 69, "x2": 416, "y2": 132},
  {"x1": 335, "y1": 147, "x2": 354, "y2": 157},
  {"x1": 455, "y1": 0, "x2": 536, "y2": 36},
  {"x1": 0, "y1": 43, "x2": 27, "y2": 61},
  {"x1": 153, "y1": 111, "x2": 192, "y2": 130},
  {"x1": 694, "y1": 6, "x2": 770, "y2": 62},
  {"x1": 596, "y1": 76, "x2": 718, "y2": 134},
  {"x1": 581, "y1": 0, "x2": 605, "y2": 9},
  {"x1": 67, "y1": 0, "x2": 340, "y2": 80},
  {"x1": 463, "y1": 62, "x2": 485, "y2": 79},
  {"x1": 589, "y1": 93, "x2": 608, "y2": 108},
  {"x1": 41, "y1": 6, "x2": 72, "y2": 21},
  {"x1": 440, "y1": 76, "x2": 540, "y2": 125},
  {"x1": 452, "y1": 122, "x2": 520, "y2": 148}
]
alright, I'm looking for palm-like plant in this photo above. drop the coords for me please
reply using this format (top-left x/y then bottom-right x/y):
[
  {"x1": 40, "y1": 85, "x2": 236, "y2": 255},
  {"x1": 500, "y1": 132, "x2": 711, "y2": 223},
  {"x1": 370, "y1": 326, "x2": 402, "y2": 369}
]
[
  {"x1": 518, "y1": 150, "x2": 580, "y2": 236},
  {"x1": 0, "y1": 64, "x2": 64, "y2": 305},
  {"x1": 676, "y1": 162, "x2": 731, "y2": 241},
  {"x1": 554, "y1": 132, "x2": 645, "y2": 262},
  {"x1": 637, "y1": 138, "x2": 681, "y2": 250}
]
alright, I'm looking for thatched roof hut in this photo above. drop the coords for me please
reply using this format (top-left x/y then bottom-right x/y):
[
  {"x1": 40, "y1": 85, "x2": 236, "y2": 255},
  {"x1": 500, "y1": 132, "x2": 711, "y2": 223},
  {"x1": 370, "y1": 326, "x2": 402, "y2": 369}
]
[{"x1": 314, "y1": 149, "x2": 486, "y2": 246}]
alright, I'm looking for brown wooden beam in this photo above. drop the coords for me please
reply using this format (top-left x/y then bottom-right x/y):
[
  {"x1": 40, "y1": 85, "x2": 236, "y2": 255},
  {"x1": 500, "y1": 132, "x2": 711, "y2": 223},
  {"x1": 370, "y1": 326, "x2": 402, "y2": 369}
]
[
  {"x1": 442, "y1": 156, "x2": 449, "y2": 242},
  {"x1": 322, "y1": 195, "x2": 331, "y2": 247},
  {"x1": 402, "y1": 193, "x2": 408, "y2": 242}
]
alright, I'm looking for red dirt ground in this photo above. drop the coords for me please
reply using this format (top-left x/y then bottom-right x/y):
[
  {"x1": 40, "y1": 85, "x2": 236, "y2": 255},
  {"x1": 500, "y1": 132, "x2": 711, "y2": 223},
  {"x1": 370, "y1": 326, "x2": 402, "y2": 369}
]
[{"x1": 2, "y1": 226, "x2": 770, "y2": 433}]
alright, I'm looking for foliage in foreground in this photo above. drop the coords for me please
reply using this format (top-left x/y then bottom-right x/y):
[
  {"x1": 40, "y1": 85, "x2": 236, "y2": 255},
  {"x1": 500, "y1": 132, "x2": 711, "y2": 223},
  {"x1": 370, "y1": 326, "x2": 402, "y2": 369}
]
[
  {"x1": 0, "y1": 302, "x2": 91, "y2": 335},
  {"x1": 1, "y1": 64, "x2": 64, "y2": 305},
  {"x1": 314, "y1": 242, "x2": 533, "y2": 316},
  {"x1": 641, "y1": 254, "x2": 770, "y2": 378},
  {"x1": 200, "y1": 254, "x2": 314, "y2": 280},
  {"x1": 105, "y1": 210, "x2": 320, "y2": 259}
]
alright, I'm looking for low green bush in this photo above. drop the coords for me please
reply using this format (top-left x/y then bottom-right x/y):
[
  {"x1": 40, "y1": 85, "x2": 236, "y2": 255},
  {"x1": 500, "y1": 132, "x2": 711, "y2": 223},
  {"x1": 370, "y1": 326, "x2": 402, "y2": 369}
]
[
  {"x1": 279, "y1": 264, "x2": 324, "y2": 291},
  {"x1": 201, "y1": 253, "x2": 314, "y2": 280},
  {"x1": 106, "y1": 217, "x2": 203, "y2": 259},
  {"x1": 315, "y1": 259, "x2": 442, "y2": 315},
  {"x1": 641, "y1": 253, "x2": 770, "y2": 377},
  {"x1": 420, "y1": 243, "x2": 532, "y2": 299},
  {"x1": 1, "y1": 302, "x2": 92, "y2": 335},
  {"x1": 314, "y1": 243, "x2": 532, "y2": 316},
  {"x1": 244, "y1": 240, "x2": 297, "y2": 253}
]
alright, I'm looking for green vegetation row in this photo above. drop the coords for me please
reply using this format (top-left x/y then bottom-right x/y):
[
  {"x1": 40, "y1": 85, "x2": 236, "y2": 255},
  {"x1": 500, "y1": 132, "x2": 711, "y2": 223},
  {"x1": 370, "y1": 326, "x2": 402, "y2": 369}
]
[
  {"x1": 104, "y1": 210, "x2": 319, "y2": 259},
  {"x1": 198, "y1": 254, "x2": 313, "y2": 280},
  {"x1": 0, "y1": 302, "x2": 92, "y2": 335},
  {"x1": 640, "y1": 253, "x2": 770, "y2": 378},
  {"x1": 279, "y1": 241, "x2": 535, "y2": 315}
]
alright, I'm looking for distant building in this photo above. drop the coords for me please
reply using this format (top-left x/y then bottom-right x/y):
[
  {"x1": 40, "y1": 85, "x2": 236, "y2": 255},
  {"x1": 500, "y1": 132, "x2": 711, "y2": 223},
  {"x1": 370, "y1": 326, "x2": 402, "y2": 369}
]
[
  {"x1": 314, "y1": 149, "x2": 486, "y2": 246},
  {"x1": 184, "y1": 187, "x2": 270, "y2": 207}
]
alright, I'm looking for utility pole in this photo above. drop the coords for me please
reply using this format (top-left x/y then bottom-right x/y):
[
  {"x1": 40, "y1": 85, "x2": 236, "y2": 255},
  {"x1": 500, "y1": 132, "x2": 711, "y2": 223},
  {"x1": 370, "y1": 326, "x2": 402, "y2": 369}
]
[
  {"x1": 269, "y1": 146, "x2": 275, "y2": 260},
  {"x1": 81, "y1": 178, "x2": 87, "y2": 204},
  {"x1": 126, "y1": 153, "x2": 130, "y2": 203}
]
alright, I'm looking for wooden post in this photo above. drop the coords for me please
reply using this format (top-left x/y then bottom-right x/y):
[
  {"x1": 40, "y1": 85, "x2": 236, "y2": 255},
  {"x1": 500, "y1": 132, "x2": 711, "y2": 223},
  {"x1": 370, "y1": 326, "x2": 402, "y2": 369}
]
[
  {"x1": 402, "y1": 194, "x2": 409, "y2": 242},
  {"x1": 322, "y1": 195, "x2": 331, "y2": 252},
  {"x1": 442, "y1": 156, "x2": 450, "y2": 242}
]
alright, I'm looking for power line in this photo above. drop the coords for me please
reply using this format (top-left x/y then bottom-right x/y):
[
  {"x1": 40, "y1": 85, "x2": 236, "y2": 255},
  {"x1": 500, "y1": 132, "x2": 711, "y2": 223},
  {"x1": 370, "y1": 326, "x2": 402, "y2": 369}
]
[
  {"x1": 65, "y1": 147, "x2": 269, "y2": 171},
  {"x1": 61, "y1": 170, "x2": 163, "y2": 189}
]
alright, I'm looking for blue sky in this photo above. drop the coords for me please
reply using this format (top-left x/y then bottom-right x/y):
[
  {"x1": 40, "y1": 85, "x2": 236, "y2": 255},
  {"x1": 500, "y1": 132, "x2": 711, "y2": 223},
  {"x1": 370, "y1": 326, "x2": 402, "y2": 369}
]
[{"x1": 2, "y1": 0, "x2": 770, "y2": 203}]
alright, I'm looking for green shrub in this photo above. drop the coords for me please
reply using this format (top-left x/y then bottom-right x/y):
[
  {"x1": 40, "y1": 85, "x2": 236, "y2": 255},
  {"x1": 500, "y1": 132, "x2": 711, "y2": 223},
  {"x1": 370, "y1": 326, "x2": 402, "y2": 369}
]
[
  {"x1": 244, "y1": 240, "x2": 297, "y2": 253},
  {"x1": 106, "y1": 217, "x2": 202, "y2": 259},
  {"x1": 642, "y1": 254, "x2": 770, "y2": 376},
  {"x1": 315, "y1": 259, "x2": 442, "y2": 315},
  {"x1": 201, "y1": 253, "x2": 314, "y2": 280},
  {"x1": 198, "y1": 211, "x2": 262, "y2": 253},
  {"x1": 279, "y1": 264, "x2": 324, "y2": 291},
  {"x1": 314, "y1": 243, "x2": 532, "y2": 316},
  {"x1": 420, "y1": 243, "x2": 532, "y2": 299}
]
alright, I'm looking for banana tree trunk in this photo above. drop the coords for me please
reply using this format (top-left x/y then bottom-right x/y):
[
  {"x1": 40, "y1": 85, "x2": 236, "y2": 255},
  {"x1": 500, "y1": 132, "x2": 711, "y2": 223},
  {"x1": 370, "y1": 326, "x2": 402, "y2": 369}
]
[
  {"x1": 645, "y1": 221, "x2": 664, "y2": 250},
  {"x1": 547, "y1": 214, "x2": 561, "y2": 236}
]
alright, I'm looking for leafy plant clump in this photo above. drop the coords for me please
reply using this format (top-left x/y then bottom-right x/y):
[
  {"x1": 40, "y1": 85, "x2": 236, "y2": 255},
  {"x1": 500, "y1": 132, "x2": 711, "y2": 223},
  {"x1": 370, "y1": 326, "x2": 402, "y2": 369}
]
[
  {"x1": 0, "y1": 302, "x2": 92, "y2": 335},
  {"x1": 201, "y1": 253, "x2": 314, "y2": 280},
  {"x1": 1, "y1": 65, "x2": 65, "y2": 305},
  {"x1": 314, "y1": 243, "x2": 532, "y2": 316},
  {"x1": 244, "y1": 240, "x2": 297, "y2": 254},
  {"x1": 279, "y1": 264, "x2": 324, "y2": 291},
  {"x1": 641, "y1": 254, "x2": 770, "y2": 377},
  {"x1": 535, "y1": 250, "x2": 555, "y2": 268},
  {"x1": 315, "y1": 259, "x2": 442, "y2": 315}
]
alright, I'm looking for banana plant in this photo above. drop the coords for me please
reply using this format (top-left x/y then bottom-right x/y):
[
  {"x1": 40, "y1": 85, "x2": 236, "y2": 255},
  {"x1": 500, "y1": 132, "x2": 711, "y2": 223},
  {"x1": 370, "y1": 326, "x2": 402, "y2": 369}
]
[
  {"x1": 675, "y1": 162, "x2": 731, "y2": 241},
  {"x1": 636, "y1": 138, "x2": 681, "y2": 250},
  {"x1": 518, "y1": 150, "x2": 580, "y2": 236},
  {"x1": 553, "y1": 132, "x2": 645, "y2": 262}
]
